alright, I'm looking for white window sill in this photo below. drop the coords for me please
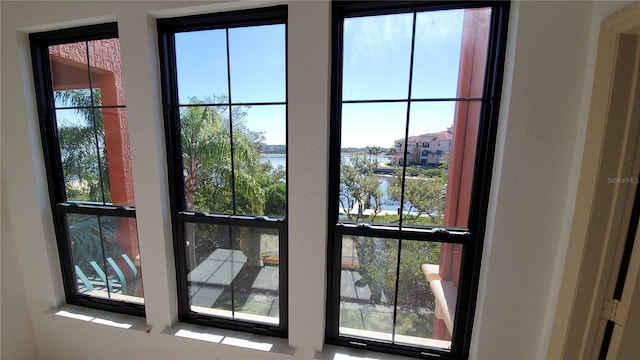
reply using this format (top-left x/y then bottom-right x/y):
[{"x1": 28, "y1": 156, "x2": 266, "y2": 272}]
[
  {"x1": 316, "y1": 344, "x2": 421, "y2": 360},
  {"x1": 163, "y1": 322, "x2": 294, "y2": 357},
  {"x1": 51, "y1": 305, "x2": 437, "y2": 360},
  {"x1": 50, "y1": 304, "x2": 149, "y2": 332},
  {"x1": 51, "y1": 305, "x2": 293, "y2": 357}
]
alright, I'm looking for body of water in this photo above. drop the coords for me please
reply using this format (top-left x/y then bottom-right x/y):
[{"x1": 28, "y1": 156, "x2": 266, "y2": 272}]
[
  {"x1": 259, "y1": 154, "x2": 394, "y2": 169},
  {"x1": 259, "y1": 153, "x2": 286, "y2": 168},
  {"x1": 259, "y1": 154, "x2": 405, "y2": 212}
]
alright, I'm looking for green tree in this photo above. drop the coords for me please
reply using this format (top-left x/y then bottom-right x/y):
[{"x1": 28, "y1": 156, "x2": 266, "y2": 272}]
[
  {"x1": 366, "y1": 146, "x2": 382, "y2": 164},
  {"x1": 410, "y1": 141, "x2": 421, "y2": 166},
  {"x1": 388, "y1": 170, "x2": 446, "y2": 225},
  {"x1": 435, "y1": 149, "x2": 444, "y2": 165},
  {"x1": 395, "y1": 240, "x2": 439, "y2": 310},
  {"x1": 340, "y1": 154, "x2": 384, "y2": 221},
  {"x1": 424, "y1": 149, "x2": 433, "y2": 164},
  {"x1": 182, "y1": 96, "x2": 264, "y2": 214},
  {"x1": 55, "y1": 89, "x2": 111, "y2": 203},
  {"x1": 256, "y1": 161, "x2": 287, "y2": 217},
  {"x1": 181, "y1": 96, "x2": 266, "y2": 269}
]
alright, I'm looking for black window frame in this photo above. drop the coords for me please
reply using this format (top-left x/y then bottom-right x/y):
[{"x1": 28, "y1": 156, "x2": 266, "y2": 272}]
[
  {"x1": 326, "y1": 1, "x2": 510, "y2": 359},
  {"x1": 30, "y1": 23, "x2": 145, "y2": 317},
  {"x1": 157, "y1": 5, "x2": 288, "y2": 338}
]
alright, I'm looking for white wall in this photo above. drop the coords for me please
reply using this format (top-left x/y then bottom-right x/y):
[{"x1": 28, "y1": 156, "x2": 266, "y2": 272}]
[
  {"x1": 1, "y1": 186, "x2": 38, "y2": 359},
  {"x1": 0, "y1": 1, "x2": 626, "y2": 359},
  {"x1": 472, "y1": 1, "x2": 597, "y2": 358}
]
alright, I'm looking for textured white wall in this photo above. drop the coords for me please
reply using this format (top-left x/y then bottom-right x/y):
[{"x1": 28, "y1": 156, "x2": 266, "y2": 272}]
[
  {"x1": 471, "y1": 1, "x2": 593, "y2": 358},
  {"x1": 472, "y1": 2, "x2": 636, "y2": 359},
  {"x1": 0, "y1": 1, "x2": 624, "y2": 359},
  {"x1": 1, "y1": 186, "x2": 39, "y2": 359}
]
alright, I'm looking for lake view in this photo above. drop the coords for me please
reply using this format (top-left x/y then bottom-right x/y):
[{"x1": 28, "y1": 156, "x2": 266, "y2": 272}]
[{"x1": 259, "y1": 154, "x2": 408, "y2": 212}]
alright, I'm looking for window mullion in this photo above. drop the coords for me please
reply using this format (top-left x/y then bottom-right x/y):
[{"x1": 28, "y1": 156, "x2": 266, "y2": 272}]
[
  {"x1": 399, "y1": 12, "x2": 419, "y2": 231},
  {"x1": 225, "y1": 28, "x2": 238, "y2": 216},
  {"x1": 392, "y1": 11, "x2": 418, "y2": 343}
]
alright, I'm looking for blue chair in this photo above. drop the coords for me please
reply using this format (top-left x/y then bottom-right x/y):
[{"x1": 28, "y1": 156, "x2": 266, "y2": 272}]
[{"x1": 69, "y1": 217, "x2": 140, "y2": 296}]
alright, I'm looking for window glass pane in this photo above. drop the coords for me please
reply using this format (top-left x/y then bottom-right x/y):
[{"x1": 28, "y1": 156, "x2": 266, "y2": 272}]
[
  {"x1": 340, "y1": 103, "x2": 407, "y2": 225},
  {"x1": 228, "y1": 24, "x2": 285, "y2": 103},
  {"x1": 399, "y1": 102, "x2": 454, "y2": 227},
  {"x1": 411, "y1": 8, "x2": 491, "y2": 100},
  {"x1": 233, "y1": 105, "x2": 286, "y2": 218},
  {"x1": 339, "y1": 235, "x2": 398, "y2": 342},
  {"x1": 410, "y1": 9, "x2": 464, "y2": 99},
  {"x1": 394, "y1": 240, "x2": 459, "y2": 350},
  {"x1": 50, "y1": 39, "x2": 126, "y2": 108},
  {"x1": 92, "y1": 109, "x2": 110, "y2": 205},
  {"x1": 180, "y1": 105, "x2": 233, "y2": 214},
  {"x1": 342, "y1": 13, "x2": 413, "y2": 101},
  {"x1": 232, "y1": 226, "x2": 280, "y2": 325},
  {"x1": 56, "y1": 109, "x2": 106, "y2": 204},
  {"x1": 187, "y1": 223, "x2": 233, "y2": 315},
  {"x1": 49, "y1": 43, "x2": 93, "y2": 108},
  {"x1": 102, "y1": 107, "x2": 135, "y2": 206},
  {"x1": 400, "y1": 101, "x2": 480, "y2": 228},
  {"x1": 57, "y1": 107, "x2": 135, "y2": 206},
  {"x1": 176, "y1": 30, "x2": 229, "y2": 105},
  {"x1": 187, "y1": 223, "x2": 280, "y2": 325},
  {"x1": 67, "y1": 214, "x2": 144, "y2": 303},
  {"x1": 87, "y1": 38, "x2": 126, "y2": 106}
]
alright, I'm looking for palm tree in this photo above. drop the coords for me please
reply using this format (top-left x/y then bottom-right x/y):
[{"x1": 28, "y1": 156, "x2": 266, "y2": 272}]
[
  {"x1": 410, "y1": 141, "x2": 421, "y2": 166},
  {"x1": 180, "y1": 96, "x2": 265, "y2": 269},
  {"x1": 435, "y1": 149, "x2": 444, "y2": 165},
  {"x1": 370, "y1": 146, "x2": 382, "y2": 164},
  {"x1": 55, "y1": 89, "x2": 111, "y2": 203}
]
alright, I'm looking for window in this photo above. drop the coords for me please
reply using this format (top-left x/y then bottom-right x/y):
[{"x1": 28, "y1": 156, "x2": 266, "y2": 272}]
[
  {"x1": 158, "y1": 6, "x2": 288, "y2": 337},
  {"x1": 327, "y1": 1, "x2": 509, "y2": 358},
  {"x1": 30, "y1": 23, "x2": 144, "y2": 316}
]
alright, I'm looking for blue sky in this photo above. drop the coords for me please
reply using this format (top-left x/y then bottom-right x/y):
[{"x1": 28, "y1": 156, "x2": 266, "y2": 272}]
[
  {"x1": 175, "y1": 24, "x2": 287, "y2": 145},
  {"x1": 341, "y1": 9, "x2": 465, "y2": 147},
  {"x1": 173, "y1": 9, "x2": 468, "y2": 148},
  {"x1": 55, "y1": 10, "x2": 469, "y2": 149}
]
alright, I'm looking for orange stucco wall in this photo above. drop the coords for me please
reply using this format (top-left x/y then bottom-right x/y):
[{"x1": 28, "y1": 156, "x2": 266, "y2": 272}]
[{"x1": 434, "y1": 8, "x2": 491, "y2": 341}]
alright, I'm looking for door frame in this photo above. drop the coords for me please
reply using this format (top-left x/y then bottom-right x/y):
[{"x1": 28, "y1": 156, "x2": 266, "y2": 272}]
[
  {"x1": 604, "y1": 191, "x2": 640, "y2": 359},
  {"x1": 548, "y1": 2, "x2": 640, "y2": 359}
]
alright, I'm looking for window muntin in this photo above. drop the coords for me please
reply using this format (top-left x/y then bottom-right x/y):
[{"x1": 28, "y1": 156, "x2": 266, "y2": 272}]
[
  {"x1": 158, "y1": 5, "x2": 288, "y2": 337},
  {"x1": 30, "y1": 23, "x2": 144, "y2": 316},
  {"x1": 328, "y1": 2, "x2": 509, "y2": 358}
]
